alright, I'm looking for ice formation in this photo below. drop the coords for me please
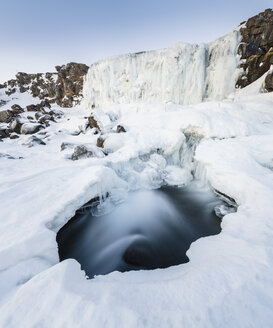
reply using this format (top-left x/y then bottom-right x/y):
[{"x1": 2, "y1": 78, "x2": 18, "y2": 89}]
[{"x1": 83, "y1": 30, "x2": 241, "y2": 108}]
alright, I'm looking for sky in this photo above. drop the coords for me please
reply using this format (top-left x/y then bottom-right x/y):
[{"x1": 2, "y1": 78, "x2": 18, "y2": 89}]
[{"x1": 0, "y1": 0, "x2": 272, "y2": 82}]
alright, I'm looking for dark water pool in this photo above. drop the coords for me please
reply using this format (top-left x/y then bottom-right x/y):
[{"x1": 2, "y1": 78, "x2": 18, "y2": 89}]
[{"x1": 57, "y1": 184, "x2": 233, "y2": 278}]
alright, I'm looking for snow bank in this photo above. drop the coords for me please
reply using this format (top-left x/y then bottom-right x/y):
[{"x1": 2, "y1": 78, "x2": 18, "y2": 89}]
[{"x1": 0, "y1": 84, "x2": 273, "y2": 326}]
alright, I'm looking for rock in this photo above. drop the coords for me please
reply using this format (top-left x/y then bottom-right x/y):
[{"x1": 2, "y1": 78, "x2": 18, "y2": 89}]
[
  {"x1": 26, "y1": 104, "x2": 39, "y2": 112},
  {"x1": 40, "y1": 99, "x2": 51, "y2": 109},
  {"x1": 35, "y1": 112, "x2": 43, "y2": 120},
  {"x1": 38, "y1": 114, "x2": 54, "y2": 124},
  {"x1": 10, "y1": 134, "x2": 19, "y2": 139},
  {"x1": 116, "y1": 125, "x2": 126, "y2": 133},
  {"x1": 264, "y1": 70, "x2": 273, "y2": 91},
  {"x1": 96, "y1": 136, "x2": 104, "y2": 148},
  {"x1": 5, "y1": 88, "x2": 16, "y2": 96},
  {"x1": 0, "y1": 100, "x2": 8, "y2": 107},
  {"x1": 10, "y1": 117, "x2": 23, "y2": 134},
  {"x1": 71, "y1": 145, "x2": 95, "y2": 160},
  {"x1": 60, "y1": 142, "x2": 75, "y2": 151},
  {"x1": 123, "y1": 239, "x2": 157, "y2": 268},
  {"x1": 23, "y1": 135, "x2": 46, "y2": 147},
  {"x1": 2, "y1": 63, "x2": 88, "y2": 108},
  {"x1": 11, "y1": 104, "x2": 24, "y2": 114},
  {"x1": 20, "y1": 123, "x2": 42, "y2": 135},
  {"x1": 0, "y1": 110, "x2": 13, "y2": 123},
  {"x1": 0, "y1": 127, "x2": 9, "y2": 138},
  {"x1": 237, "y1": 9, "x2": 273, "y2": 89},
  {"x1": 88, "y1": 115, "x2": 100, "y2": 130}
]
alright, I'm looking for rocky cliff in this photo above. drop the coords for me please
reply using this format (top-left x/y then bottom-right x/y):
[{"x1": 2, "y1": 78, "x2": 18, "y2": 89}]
[
  {"x1": 0, "y1": 62, "x2": 89, "y2": 107},
  {"x1": 237, "y1": 9, "x2": 273, "y2": 91}
]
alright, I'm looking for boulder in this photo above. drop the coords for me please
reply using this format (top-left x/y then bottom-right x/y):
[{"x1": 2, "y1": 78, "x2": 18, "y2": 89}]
[
  {"x1": 26, "y1": 104, "x2": 40, "y2": 112},
  {"x1": 35, "y1": 112, "x2": 43, "y2": 120},
  {"x1": 40, "y1": 99, "x2": 51, "y2": 108},
  {"x1": 96, "y1": 136, "x2": 104, "y2": 148},
  {"x1": 116, "y1": 125, "x2": 126, "y2": 133},
  {"x1": 10, "y1": 134, "x2": 19, "y2": 139},
  {"x1": 60, "y1": 142, "x2": 75, "y2": 151},
  {"x1": 71, "y1": 145, "x2": 95, "y2": 160},
  {"x1": 20, "y1": 123, "x2": 42, "y2": 135},
  {"x1": 264, "y1": 70, "x2": 273, "y2": 91},
  {"x1": 123, "y1": 239, "x2": 157, "y2": 268},
  {"x1": 11, "y1": 104, "x2": 24, "y2": 114},
  {"x1": 0, "y1": 127, "x2": 9, "y2": 138},
  {"x1": 88, "y1": 115, "x2": 100, "y2": 130},
  {"x1": 10, "y1": 117, "x2": 23, "y2": 134},
  {"x1": 23, "y1": 135, "x2": 46, "y2": 147},
  {"x1": 0, "y1": 110, "x2": 13, "y2": 123},
  {"x1": 38, "y1": 114, "x2": 54, "y2": 124}
]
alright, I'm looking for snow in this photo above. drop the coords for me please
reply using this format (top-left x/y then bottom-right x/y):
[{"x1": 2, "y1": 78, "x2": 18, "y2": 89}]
[{"x1": 1, "y1": 36, "x2": 273, "y2": 327}]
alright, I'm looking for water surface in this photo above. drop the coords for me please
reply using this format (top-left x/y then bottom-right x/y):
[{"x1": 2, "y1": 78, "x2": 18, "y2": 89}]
[{"x1": 57, "y1": 184, "x2": 229, "y2": 278}]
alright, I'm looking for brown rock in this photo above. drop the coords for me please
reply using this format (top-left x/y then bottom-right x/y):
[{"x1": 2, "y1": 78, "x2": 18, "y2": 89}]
[
  {"x1": 237, "y1": 9, "x2": 273, "y2": 89},
  {"x1": 96, "y1": 136, "x2": 105, "y2": 148},
  {"x1": 0, "y1": 110, "x2": 13, "y2": 123},
  {"x1": 88, "y1": 115, "x2": 100, "y2": 130}
]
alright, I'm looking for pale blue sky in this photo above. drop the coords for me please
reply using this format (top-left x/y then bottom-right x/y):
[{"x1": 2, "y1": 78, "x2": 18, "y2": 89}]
[{"x1": 0, "y1": 0, "x2": 271, "y2": 82}]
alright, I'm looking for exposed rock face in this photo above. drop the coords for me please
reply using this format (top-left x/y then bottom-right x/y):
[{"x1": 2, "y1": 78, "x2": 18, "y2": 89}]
[
  {"x1": 237, "y1": 9, "x2": 273, "y2": 91},
  {"x1": 2, "y1": 62, "x2": 89, "y2": 107}
]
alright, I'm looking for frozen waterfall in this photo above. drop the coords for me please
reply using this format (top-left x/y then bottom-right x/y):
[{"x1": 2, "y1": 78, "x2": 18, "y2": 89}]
[{"x1": 83, "y1": 30, "x2": 241, "y2": 108}]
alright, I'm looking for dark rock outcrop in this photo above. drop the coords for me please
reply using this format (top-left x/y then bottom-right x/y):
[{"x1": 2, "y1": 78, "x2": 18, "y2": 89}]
[
  {"x1": 0, "y1": 110, "x2": 13, "y2": 123},
  {"x1": 2, "y1": 62, "x2": 89, "y2": 107},
  {"x1": 116, "y1": 125, "x2": 126, "y2": 133},
  {"x1": 237, "y1": 9, "x2": 273, "y2": 91},
  {"x1": 11, "y1": 104, "x2": 24, "y2": 114}
]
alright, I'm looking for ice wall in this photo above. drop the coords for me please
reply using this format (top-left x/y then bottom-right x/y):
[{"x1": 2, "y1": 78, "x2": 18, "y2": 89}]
[{"x1": 83, "y1": 30, "x2": 240, "y2": 108}]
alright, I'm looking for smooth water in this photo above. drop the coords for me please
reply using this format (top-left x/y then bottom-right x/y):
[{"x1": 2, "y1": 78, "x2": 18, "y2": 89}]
[{"x1": 57, "y1": 184, "x2": 231, "y2": 278}]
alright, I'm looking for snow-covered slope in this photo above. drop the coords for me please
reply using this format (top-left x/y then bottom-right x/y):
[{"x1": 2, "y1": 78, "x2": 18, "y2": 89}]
[
  {"x1": 83, "y1": 30, "x2": 240, "y2": 108},
  {"x1": 0, "y1": 70, "x2": 273, "y2": 326}
]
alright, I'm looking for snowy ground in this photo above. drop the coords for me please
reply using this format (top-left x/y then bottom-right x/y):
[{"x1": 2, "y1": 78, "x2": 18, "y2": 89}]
[{"x1": 0, "y1": 77, "x2": 273, "y2": 327}]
